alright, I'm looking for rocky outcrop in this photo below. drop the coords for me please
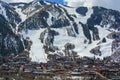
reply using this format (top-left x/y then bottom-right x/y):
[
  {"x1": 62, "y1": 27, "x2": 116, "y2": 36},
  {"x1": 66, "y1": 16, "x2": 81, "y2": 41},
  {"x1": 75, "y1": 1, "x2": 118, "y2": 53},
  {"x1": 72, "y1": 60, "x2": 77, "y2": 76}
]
[
  {"x1": 40, "y1": 28, "x2": 59, "y2": 53},
  {"x1": 90, "y1": 46, "x2": 101, "y2": 56},
  {"x1": 102, "y1": 38, "x2": 106, "y2": 43}
]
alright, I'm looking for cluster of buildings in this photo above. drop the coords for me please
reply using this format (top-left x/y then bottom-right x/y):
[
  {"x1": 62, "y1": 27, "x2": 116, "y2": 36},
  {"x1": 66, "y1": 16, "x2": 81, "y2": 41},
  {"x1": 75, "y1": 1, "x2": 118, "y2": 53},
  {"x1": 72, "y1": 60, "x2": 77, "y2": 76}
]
[{"x1": 0, "y1": 51, "x2": 120, "y2": 80}]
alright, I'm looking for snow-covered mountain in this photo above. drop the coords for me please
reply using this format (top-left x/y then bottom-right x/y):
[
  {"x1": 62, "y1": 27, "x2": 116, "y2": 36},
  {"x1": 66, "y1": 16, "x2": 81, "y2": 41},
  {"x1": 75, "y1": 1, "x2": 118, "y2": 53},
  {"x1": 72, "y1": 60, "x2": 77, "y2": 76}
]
[
  {"x1": 0, "y1": 0, "x2": 120, "y2": 62},
  {"x1": 0, "y1": 0, "x2": 30, "y2": 58}
]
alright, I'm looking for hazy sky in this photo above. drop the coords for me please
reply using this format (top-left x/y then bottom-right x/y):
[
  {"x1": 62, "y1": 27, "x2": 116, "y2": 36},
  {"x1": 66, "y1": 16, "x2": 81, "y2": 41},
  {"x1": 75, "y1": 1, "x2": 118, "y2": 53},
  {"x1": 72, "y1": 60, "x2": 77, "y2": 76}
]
[{"x1": 4, "y1": 0, "x2": 120, "y2": 11}]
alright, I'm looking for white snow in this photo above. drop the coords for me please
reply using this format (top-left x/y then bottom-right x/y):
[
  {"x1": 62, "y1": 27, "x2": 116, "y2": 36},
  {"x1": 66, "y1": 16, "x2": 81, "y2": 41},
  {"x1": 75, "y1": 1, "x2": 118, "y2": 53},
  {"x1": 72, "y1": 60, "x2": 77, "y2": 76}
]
[
  {"x1": 14, "y1": 6, "x2": 27, "y2": 33},
  {"x1": 19, "y1": 4, "x2": 114, "y2": 62},
  {"x1": 47, "y1": 12, "x2": 52, "y2": 26},
  {"x1": 14, "y1": 6, "x2": 26, "y2": 22},
  {"x1": 48, "y1": 6, "x2": 112, "y2": 59},
  {"x1": 96, "y1": 25, "x2": 113, "y2": 58},
  {"x1": 53, "y1": 26, "x2": 95, "y2": 57},
  {"x1": 22, "y1": 29, "x2": 47, "y2": 63},
  {"x1": 99, "y1": 39, "x2": 113, "y2": 58},
  {"x1": 61, "y1": 5, "x2": 93, "y2": 24},
  {"x1": 65, "y1": 6, "x2": 95, "y2": 57},
  {"x1": 18, "y1": 4, "x2": 25, "y2": 7},
  {"x1": 53, "y1": 23, "x2": 113, "y2": 58}
]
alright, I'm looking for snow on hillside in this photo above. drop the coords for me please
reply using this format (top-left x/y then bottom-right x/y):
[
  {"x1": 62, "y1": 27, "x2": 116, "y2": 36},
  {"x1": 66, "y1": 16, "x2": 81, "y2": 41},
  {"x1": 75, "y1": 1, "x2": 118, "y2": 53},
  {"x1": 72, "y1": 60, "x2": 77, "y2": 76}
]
[
  {"x1": 53, "y1": 26, "x2": 94, "y2": 57},
  {"x1": 47, "y1": 12, "x2": 52, "y2": 26},
  {"x1": 5, "y1": 2, "x2": 117, "y2": 62},
  {"x1": 22, "y1": 29, "x2": 47, "y2": 63},
  {"x1": 21, "y1": 5, "x2": 114, "y2": 61},
  {"x1": 14, "y1": 6, "x2": 26, "y2": 22},
  {"x1": 52, "y1": 6, "x2": 113, "y2": 58},
  {"x1": 0, "y1": 0, "x2": 120, "y2": 63},
  {"x1": 13, "y1": 5, "x2": 27, "y2": 33},
  {"x1": 61, "y1": 5, "x2": 93, "y2": 24},
  {"x1": 96, "y1": 26, "x2": 113, "y2": 58},
  {"x1": 78, "y1": 8, "x2": 93, "y2": 24}
]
